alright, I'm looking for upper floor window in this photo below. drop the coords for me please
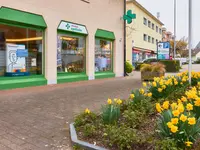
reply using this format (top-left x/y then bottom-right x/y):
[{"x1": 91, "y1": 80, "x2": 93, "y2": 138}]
[
  {"x1": 156, "y1": 39, "x2": 158, "y2": 44},
  {"x1": 159, "y1": 28, "x2": 162, "y2": 34},
  {"x1": 148, "y1": 36, "x2": 151, "y2": 42},
  {"x1": 143, "y1": 34, "x2": 147, "y2": 41},
  {"x1": 156, "y1": 26, "x2": 158, "y2": 32},
  {"x1": 152, "y1": 37, "x2": 155, "y2": 44},
  {"x1": 143, "y1": 18, "x2": 147, "y2": 25},
  {"x1": 152, "y1": 23, "x2": 155, "y2": 30},
  {"x1": 148, "y1": 20, "x2": 151, "y2": 28}
]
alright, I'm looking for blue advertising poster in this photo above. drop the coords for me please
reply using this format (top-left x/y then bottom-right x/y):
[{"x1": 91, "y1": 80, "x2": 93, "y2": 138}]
[
  {"x1": 157, "y1": 42, "x2": 170, "y2": 60},
  {"x1": 16, "y1": 49, "x2": 28, "y2": 57}
]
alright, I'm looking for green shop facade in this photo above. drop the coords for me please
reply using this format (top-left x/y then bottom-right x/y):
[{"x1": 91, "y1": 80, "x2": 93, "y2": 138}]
[{"x1": 0, "y1": 7, "x2": 119, "y2": 90}]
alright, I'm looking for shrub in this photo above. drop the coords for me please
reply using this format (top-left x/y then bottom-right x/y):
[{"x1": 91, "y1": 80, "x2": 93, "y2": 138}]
[
  {"x1": 159, "y1": 60, "x2": 180, "y2": 72},
  {"x1": 140, "y1": 64, "x2": 152, "y2": 72},
  {"x1": 101, "y1": 99, "x2": 122, "y2": 124},
  {"x1": 104, "y1": 125, "x2": 138, "y2": 150},
  {"x1": 74, "y1": 110, "x2": 97, "y2": 128},
  {"x1": 126, "y1": 61, "x2": 133, "y2": 73},
  {"x1": 195, "y1": 58, "x2": 200, "y2": 64},
  {"x1": 155, "y1": 138, "x2": 181, "y2": 150}
]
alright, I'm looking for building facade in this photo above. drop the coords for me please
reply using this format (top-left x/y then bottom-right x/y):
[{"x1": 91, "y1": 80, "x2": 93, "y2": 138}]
[
  {"x1": 126, "y1": 0, "x2": 163, "y2": 65},
  {"x1": 0, "y1": 0, "x2": 124, "y2": 90},
  {"x1": 162, "y1": 27, "x2": 173, "y2": 42}
]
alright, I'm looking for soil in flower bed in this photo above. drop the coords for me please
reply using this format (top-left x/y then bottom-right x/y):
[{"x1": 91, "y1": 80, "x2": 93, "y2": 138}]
[{"x1": 74, "y1": 112, "x2": 161, "y2": 150}]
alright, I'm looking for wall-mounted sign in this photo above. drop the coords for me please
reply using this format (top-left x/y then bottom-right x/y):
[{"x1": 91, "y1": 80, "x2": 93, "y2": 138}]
[
  {"x1": 157, "y1": 42, "x2": 170, "y2": 60},
  {"x1": 123, "y1": 10, "x2": 136, "y2": 24},
  {"x1": 58, "y1": 21, "x2": 88, "y2": 34}
]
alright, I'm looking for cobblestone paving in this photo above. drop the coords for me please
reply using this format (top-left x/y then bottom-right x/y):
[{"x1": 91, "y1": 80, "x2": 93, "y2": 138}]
[{"x1": 0, "y1": 76, "x2": 142, "y2": 150}]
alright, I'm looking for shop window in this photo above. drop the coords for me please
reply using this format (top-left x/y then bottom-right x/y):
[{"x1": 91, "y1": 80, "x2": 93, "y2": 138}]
[
  {"x1": 95, "y1": 39, "x2": 112, "y2": 72},
  {"x1": 0, "y1": 24, "x2": 43, "y2": 77},
  {"x1": 57, "y1": 34, "x2": 85, "y2": 73}
]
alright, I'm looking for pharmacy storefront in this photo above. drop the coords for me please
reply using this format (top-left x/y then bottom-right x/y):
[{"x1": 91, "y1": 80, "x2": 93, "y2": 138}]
[{"x1": 0, "y1": 0, "x2": 124, "y2": 90}]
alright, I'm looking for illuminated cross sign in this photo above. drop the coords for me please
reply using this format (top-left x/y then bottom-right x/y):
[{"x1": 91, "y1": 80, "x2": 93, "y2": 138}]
[{"x1": 123, "y1": 10, "x2": 136, "y2": 24}]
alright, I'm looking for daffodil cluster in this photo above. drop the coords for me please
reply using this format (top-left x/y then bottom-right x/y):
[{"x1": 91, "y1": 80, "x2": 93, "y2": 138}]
[{"x1": 156, "y1": 88, "x2": 200, "y2": 148}]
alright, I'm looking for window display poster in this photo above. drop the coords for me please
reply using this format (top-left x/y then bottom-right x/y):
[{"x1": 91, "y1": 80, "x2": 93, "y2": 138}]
[
  {"x1": 6, "y1": 44, "x2": 27, "y2": 73},
  {"x1": 57, "y1": 36, "x2": 62, "y2": 67},
  {"x1": 31, "y1": 58, "x2": 37, "y2": 67}
]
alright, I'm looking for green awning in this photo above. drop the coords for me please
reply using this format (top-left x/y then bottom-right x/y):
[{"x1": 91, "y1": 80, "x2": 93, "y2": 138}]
[
  {"x1": 95, "y1": 29, "x2": 115, "y2": 40},
  {"x1": 0, "y1": 7, "x2": 47, "y2": 29}
]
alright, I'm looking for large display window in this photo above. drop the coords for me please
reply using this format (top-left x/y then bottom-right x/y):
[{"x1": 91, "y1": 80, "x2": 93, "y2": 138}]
[
  {"x1": 57, "y1": 34, "x2": 85, "y2": 73},
  {"x1": 0, "y1": 24, "x2": 43, "y2": 77},
  {"x1": 95, "y1": 39, "x2": 112, "y2": 72}
]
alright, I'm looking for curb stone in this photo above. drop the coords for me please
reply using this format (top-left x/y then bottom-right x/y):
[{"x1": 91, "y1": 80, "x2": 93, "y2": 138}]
[{"x1": 70, "y1": 123, "x2": 108, "y2": 150}]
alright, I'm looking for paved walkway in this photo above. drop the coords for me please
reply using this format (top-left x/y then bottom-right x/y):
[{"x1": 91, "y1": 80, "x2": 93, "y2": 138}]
[
  {"x1": 0, "y1": 77, "x2": 142, "y2": 150},
  {"x1": 0, "y1": 64, "x2": 199, "y2": 150}
]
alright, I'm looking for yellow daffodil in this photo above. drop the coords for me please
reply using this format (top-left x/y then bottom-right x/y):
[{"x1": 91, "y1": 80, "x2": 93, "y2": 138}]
[
  {"x1": 147, "y1": 92, "x2": 152, "y2": 97},
  {"x1": 162, "y1": 85, "x2": 166, "y2": 90},
  {"x1": 167, "y1": 122, "x2": 173, "y2": 128},
  {"x1": 152, "y1": 82, "x2": 157, "y2": 87},
  {"x1": 156, "y1": 103, "x2": 163, "y2": 113},
  {"x1": 172, "y1": 110, "x2": 180, "y2": 117},
  {"x1": 181, "y1": 96, "x2": 187, "y2": 102},
  {"x1": 130, "y1": 94, "x2": 135, "y2": 99},
  {"x1": 185, "y1": 141, "x2": 193, "y2": 147},
  {"x1": 171, "y1": 102, "x2": 178, "y2": 110},
  {"x1": 139, "y1": 88, "x2": 145, "y2": 94},
  {"x1": 116, "y1": 99, "x2": 122, "y2": 105},
  {"x1": 114, "y1": 98, "x2": 118, "y2": 102},
  {"x1": 85, "y1": 108, "x2": 91, "y2": 114},
  {"x1": 171, "y1": 118, "x2": 179, "y2": 125},
  {"x1": 180, "y1": 114, "x2": 187, "y2": 122},
  {"x1": 158, "y1": 88, "x2": 163, "y2": 93},
  {"x1": 143, "y1": 82, "x2": 147, "y2": 87},
  {"x1": 177, "y1": 103, "x2": 184, "y2": 113},
  {"x1": 178, "y1": 99, "x2": 182, "y2": 104},
  {"x1": 170, "y1": 125, "x2": 178, "y2": 133},
  {"x1": 188, "y1": 117, "x2": 196, "y2": 125},
  {"x1": 174, "y1": 81, "x2": 178, "y2": 85},
  {"x1": 186, "y1": 103, "x2": 193, "y2": 111},
  {"x1": 159, "y1": 81, "x2": 164, "y2": 86},
  {"x1": 107, "y1": 98, "x2": 112, "y2": 105},
  {"x1": 194, "y1": 97, "x2": 200, "y2": 106},
  {"x1": 162, "y1": 101, "x2": 169, "y2": 110}
]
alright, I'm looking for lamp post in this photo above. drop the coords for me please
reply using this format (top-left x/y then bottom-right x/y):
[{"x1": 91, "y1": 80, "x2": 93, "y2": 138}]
[
  {"x1": 174, "y1": 0, "x2": 177, "y2": 58},
  {"x1": 188, "y1": 0, "x2": 192, "y2": 85}
]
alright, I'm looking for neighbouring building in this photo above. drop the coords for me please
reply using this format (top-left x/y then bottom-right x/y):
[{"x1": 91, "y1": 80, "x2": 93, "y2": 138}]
[
  {"x1": 126, "y1": 0, "x2": 164, "y2": 65},
  {"x1": 162, "y1": 27, "x2": 173, "y2": 42},
  {"x1": 0, "y1": 0, "x2": 124, "y2": 90}
]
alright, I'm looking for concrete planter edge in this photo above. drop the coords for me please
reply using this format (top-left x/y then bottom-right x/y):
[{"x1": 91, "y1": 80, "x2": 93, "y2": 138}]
[{"x1": 70, "y1": 123, "x2": 108, "y2": 150}]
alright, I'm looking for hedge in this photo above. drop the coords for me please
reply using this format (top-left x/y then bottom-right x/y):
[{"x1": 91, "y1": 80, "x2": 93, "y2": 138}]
[
  {"x1": 160, "y1": 60, "x2": 180, "y2": 72},
  {"x1": 135, "y1": 60, "x2": 180, "y2": 72}
]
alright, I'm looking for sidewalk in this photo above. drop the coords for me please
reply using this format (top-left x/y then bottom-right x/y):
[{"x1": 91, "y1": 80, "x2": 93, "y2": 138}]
[{"x1": 0, "y1": 77, "x2": 142, "y2": 150}]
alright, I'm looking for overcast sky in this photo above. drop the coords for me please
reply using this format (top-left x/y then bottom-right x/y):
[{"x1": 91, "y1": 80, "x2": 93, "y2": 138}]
[{"x1": 138, "y1": 0, "x2": 199, "y2": 48}]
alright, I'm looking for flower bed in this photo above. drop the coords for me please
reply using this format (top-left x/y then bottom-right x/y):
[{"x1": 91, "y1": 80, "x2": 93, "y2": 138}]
[{"x1": 72, "y1": 71, "x2": 200, "y2": 150}]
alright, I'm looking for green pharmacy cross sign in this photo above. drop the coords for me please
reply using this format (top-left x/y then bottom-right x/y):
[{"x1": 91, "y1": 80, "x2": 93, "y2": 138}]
[{"x1": 123, "y1": 10, "x2": 136, "y2": 24}]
